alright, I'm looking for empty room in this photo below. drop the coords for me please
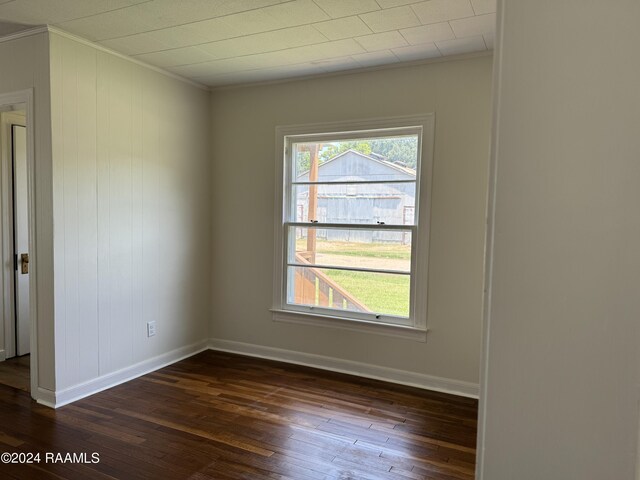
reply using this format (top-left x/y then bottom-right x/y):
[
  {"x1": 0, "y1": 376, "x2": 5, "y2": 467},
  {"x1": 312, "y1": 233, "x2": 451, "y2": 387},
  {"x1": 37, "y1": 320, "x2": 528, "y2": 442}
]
[{"x1": 0, "y1": 1, "x2": 638, "y2": 479}]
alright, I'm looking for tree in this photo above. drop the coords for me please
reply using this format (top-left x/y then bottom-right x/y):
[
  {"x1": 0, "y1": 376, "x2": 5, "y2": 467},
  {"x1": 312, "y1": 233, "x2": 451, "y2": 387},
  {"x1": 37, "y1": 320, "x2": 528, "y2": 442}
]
[
  {"x1": 295, "y1": 136, "x2": 419, "y2": 174},
  {"x1": 366, "y1": 137, "x2": 418, "y2": 168},
  {"x1": 319, "y1": 141, "x2": 372, "y2": 162}
]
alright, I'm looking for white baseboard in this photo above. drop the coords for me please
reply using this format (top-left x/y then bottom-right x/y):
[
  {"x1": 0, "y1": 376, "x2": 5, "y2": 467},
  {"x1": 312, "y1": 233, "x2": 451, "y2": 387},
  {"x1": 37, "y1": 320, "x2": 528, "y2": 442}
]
[
  {"x1": 207, "y1": 338, "x2": 479, "y2": 399},
  {"x1": 49, "y1": 340, "x2": 209, "y2": 408},
  {"x1": 35, "y1": 387, "x2": 56, "y2": 408},
  {"x1": 33, "y1": 338, "x2": 477, "y2": 408},
  {"x1": 0, "y1": 349, "x2": 5, "y2": 362}
]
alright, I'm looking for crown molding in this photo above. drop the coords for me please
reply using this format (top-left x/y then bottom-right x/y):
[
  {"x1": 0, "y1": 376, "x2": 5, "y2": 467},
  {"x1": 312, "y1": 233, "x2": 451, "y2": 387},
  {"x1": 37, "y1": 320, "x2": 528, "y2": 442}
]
[
  {"x1": 0, "y1": 24, "x2": 208, "y2": 91},
  {"x1": 46, "y1": 26, "x2": 209, "y2": 91},
  {"x1": 0, "y1": 25, "x2": 49, "y2": 44},
  {"x1": 1, "y1": 24, "x2": 491, "y2": 93},
  {"x1": 210, "y1": 50, "x2": 493, "y2": 92}
]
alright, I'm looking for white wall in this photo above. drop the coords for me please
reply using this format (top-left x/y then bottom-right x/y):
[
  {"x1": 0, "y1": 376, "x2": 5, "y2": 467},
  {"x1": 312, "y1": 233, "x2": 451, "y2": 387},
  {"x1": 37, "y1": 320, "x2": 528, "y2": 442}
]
[
  {"x1": 479, "y1": 1, "x2": 640, "y2": 478},
  {"x1": 209, "y1": 55, "x2": 493, "y2": 390},
  {"x1": 49, "y1": 32, "x2": 211, "y2": 393},
  {"x1": 0, "y1": 32, "x2": 55, "y2": 392}
]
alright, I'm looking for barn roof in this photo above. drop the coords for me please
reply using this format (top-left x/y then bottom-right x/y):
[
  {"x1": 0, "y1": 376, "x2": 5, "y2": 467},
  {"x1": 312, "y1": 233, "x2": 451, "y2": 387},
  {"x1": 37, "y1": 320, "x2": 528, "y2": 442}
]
[{"x1": 297, "y1": 149, "x2": 416, "y2": 179}]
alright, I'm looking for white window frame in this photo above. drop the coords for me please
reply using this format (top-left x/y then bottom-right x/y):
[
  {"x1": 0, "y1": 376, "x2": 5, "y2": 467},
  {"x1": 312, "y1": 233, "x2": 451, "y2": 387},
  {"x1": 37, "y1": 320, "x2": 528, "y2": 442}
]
[{"x1": 272, "y1": 115, "x2": 434, "y2": 341}]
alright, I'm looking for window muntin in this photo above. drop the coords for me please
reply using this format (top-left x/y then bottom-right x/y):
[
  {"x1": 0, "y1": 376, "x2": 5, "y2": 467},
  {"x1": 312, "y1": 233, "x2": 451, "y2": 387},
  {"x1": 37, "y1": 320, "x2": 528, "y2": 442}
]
[
  {"x1": 277, "y1": 122, "x2": 429, "y2": 330},
  {"x1": 291, "y1": 182, "x2": 416, "y2": 225},
  {"x1": 289, "y1": 227, "x2": 412, "y2": 273}
]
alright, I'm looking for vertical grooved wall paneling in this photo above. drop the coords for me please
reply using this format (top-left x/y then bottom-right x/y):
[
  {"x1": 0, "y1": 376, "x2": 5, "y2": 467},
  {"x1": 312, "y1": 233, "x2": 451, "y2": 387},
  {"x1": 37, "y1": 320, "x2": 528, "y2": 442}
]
[{"x1": 49, "y1": 32, "x2": 211, "y2": 391}]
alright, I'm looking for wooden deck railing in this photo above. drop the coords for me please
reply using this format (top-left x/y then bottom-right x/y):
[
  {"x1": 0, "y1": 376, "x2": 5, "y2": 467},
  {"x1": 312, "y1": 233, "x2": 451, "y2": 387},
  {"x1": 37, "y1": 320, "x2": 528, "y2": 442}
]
[{"x1": 294, "y1": 253, "x2": 369, "y2": 313}]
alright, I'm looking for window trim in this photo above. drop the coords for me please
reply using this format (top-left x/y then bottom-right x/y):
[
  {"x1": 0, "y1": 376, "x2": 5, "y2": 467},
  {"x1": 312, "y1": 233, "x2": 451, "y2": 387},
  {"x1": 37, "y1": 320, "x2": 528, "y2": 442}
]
[{"x1": 273, "y1": 115, "x2": 434, "y2": 340}]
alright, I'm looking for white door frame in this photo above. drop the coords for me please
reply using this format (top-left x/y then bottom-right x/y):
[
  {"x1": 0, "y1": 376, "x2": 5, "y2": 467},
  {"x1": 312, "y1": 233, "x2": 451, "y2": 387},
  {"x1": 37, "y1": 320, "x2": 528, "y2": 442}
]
[
  {"x1": 0, "y1": 89, "x2": 38, "y2": 398},
  {"x1": 1, "y1": 111, "x2": 25, "y2": 359},
  {"x1": 475, "y1": 0, "x2": 504, "y2": 477}
]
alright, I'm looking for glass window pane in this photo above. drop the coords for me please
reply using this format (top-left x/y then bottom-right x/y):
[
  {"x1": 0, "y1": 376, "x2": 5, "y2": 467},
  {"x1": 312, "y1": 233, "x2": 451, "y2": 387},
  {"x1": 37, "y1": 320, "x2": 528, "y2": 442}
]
[
  {"x1": 293, "y1": 135, "x2": 419, "y2": 182},
  {"x1": 290, "y1": 182, "x2": 416, "y2": 225},
  {"x1": 290, "y1": 227, "x2": 411, "y2": 273},
  {"x1": 287, "y1": 266, "x2": 410, "y2": 318}
]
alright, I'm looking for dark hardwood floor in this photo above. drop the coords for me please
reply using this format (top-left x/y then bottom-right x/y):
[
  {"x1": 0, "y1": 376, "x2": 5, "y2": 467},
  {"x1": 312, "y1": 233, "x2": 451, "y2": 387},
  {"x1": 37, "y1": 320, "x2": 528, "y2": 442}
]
[
  {"x1": 0, "y1": 350, "x2": 477, "y2": 479},
  {"x1": 0, "y1": 354, "x2": 30, "y2": 392}
]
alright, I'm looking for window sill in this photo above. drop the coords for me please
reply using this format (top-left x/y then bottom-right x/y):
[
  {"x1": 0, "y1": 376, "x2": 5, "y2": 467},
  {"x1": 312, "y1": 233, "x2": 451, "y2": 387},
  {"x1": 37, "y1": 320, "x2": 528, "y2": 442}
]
[{"x1": 271, "y1": 309, "x2": 428, "y2": 342}]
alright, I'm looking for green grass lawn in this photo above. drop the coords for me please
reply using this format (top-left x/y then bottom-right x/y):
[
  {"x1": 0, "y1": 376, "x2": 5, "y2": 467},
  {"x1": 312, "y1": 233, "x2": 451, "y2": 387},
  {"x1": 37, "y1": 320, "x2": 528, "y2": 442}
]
[
  {"x1": 324, "y1": 269, "x2": 410, "y2": 317},
  {"x1": 296, "y1": 238, "x2": 411, "y2": 317},
  {"x1": 296, "y1": 238, "x2": 411, "y2": 260}
]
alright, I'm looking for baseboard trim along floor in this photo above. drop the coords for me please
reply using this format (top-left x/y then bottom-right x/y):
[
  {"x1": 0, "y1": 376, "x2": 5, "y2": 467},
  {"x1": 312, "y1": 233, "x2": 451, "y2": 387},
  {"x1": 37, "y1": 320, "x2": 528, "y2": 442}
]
[
  {"x1": 35, "y1": 338, "x2": 478, "y2": 408},
  {"x1": 46, "y1": 340, "x2": 209, "y2": 408},
  {"x1": 208, "y1": 338, "x2": 479, "y2": 399}
]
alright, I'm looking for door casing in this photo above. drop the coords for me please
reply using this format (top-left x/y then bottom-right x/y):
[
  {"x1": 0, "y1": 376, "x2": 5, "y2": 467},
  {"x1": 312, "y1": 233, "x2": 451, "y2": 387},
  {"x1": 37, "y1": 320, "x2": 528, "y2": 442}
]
[{"x1": 0, "y1": 89, "x2": 38, "y2": 399}]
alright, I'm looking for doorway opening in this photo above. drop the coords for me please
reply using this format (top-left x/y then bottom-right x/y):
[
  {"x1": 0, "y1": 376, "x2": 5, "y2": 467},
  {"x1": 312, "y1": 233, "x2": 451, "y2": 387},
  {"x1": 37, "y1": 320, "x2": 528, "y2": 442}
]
[{"x1": 0, "y1": 102, "x2": 30, "y2": 393}]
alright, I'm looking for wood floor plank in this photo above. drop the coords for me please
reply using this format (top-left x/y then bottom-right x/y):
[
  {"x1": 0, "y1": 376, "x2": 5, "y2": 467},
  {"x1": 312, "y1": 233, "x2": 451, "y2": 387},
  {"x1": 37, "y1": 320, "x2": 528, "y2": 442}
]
[
  {"x1": 0, "y1": 350, "x2": 477, "y2": 479},
  {"x1": 0, "y1": 355, "x2": 30, "y2": 392}
]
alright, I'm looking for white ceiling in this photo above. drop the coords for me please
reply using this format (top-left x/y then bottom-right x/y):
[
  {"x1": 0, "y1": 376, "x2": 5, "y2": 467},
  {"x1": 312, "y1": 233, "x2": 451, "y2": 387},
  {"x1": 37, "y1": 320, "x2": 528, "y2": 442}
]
[{"x1": 0, "y1": 0, "x2": 495, "y2": 87}]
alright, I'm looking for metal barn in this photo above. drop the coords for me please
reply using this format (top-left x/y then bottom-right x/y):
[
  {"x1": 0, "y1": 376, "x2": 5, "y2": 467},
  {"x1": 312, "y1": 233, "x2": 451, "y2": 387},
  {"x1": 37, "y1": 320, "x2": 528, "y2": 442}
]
[{"x1": 296, "y1": 150, "x2": 416, "y2": 244}]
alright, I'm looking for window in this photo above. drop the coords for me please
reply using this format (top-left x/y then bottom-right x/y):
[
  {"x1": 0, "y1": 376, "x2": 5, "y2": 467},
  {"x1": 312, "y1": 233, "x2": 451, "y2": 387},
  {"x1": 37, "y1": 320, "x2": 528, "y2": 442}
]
[{"x1": 272, "y1": 116, "x2": 433, "y2": 340}]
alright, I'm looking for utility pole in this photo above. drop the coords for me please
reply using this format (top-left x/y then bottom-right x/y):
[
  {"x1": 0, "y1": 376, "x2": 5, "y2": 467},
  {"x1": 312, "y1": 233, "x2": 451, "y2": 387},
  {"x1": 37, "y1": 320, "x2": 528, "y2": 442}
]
[{"x1": 307, "y1": 144, "x2": 320, "y2": 263}]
